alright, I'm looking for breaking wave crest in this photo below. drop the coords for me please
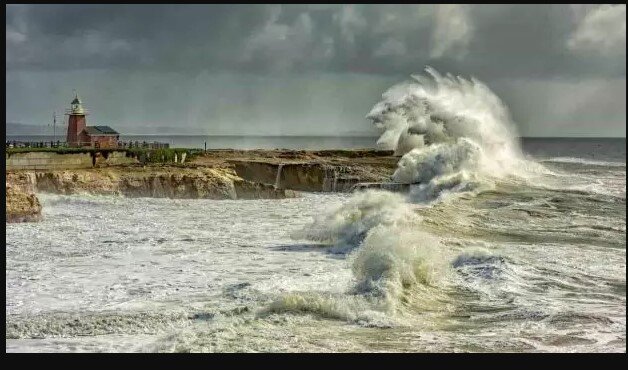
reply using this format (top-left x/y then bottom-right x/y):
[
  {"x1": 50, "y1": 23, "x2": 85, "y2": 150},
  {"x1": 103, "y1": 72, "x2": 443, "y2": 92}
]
[
  {"x1": 392, "y1": 138, "x2": 482, "y2": 184},
  {"x1": 279, "y1": 190, "x2": 453, "y2": 326},
  {"x1": 350, "y1": 225, "x2": 449, "y2": 305},
  {"x1": 291, "y1": 190, "x2": 420, "y2": 253}
]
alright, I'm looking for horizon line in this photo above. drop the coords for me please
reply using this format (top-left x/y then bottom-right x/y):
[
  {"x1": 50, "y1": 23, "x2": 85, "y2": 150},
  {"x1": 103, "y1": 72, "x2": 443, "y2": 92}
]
[{"x1": 5, "y1": 133, "x2": 626, "y2": 139}]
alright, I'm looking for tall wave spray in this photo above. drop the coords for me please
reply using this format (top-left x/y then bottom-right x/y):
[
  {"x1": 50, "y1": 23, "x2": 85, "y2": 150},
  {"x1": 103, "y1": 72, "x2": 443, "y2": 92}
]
[{"x1": 367, "y1": 67, "x2": 529, "y2": 199}]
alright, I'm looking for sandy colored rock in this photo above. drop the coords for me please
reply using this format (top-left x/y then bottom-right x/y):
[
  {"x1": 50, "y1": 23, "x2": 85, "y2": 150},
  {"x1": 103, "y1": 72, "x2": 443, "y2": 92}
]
[
  {"x1": 6, "y1": 184, "x2": 42, "y2": 223},
  {"x1": 5, "y1": 149, "x2": 398, "y2": 211},
  {"x1": 12, "y1": 165, "x2": 293, "y2": 200}
]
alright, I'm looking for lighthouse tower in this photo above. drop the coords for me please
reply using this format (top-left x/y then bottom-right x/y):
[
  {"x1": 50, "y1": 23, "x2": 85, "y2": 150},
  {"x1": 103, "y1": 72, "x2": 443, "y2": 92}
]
[{"x1": 65, "y1": 92, "x2": 89, "y2": 147}]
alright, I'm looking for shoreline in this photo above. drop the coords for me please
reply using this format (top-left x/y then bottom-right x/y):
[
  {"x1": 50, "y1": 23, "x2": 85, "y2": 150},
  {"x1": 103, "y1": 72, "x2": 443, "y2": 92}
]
[{"x1": 5, "y1": 148, "x2": 400, "y2": 223}]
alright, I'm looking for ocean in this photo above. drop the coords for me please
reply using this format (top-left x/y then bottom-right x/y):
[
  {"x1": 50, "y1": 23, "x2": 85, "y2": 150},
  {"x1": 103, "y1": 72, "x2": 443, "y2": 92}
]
[{"x1": 5, "y1": 138, "x2": 625, "y2": 352}]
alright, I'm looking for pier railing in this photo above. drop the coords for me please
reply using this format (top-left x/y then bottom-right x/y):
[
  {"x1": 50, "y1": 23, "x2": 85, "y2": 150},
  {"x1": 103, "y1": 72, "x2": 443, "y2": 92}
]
[
  {"x1": 6, "y1": 140, "x2": 65, "y2": 149},
  {"x1": 6, "y1": 140, "x2": 170, "y2": 150},
  {"x1": 117, "y1": 141, "x2": 169, "y2": 149}
]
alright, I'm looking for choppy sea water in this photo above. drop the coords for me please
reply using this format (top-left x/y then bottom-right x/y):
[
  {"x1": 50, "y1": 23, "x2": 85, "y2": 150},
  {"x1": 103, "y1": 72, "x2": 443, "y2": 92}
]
[{"x1": 5, "y1": 139, "x2": 626, "y2": 352}]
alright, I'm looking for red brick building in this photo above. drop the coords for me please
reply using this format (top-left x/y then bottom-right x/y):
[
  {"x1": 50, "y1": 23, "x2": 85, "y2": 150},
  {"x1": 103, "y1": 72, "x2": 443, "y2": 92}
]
[{"x1": 66, "y1": 93, "x2": 119, "y2": 148}]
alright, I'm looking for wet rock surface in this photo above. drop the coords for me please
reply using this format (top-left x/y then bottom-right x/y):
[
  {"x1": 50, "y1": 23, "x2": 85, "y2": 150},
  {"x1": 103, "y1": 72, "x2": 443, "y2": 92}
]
[
  {"x1": 7, "y1": 166, "x2": 293, "y2": 201},
  {"x1": 6, "y1": 172, "x2": 42, "y2": 223}
]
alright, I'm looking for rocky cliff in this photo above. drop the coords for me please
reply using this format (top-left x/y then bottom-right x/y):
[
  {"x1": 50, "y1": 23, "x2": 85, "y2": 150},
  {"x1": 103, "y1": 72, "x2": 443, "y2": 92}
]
[
  {"x1": 6, "y1": 172, "x2": 41, "y2": 223},
  {"x1": 7, "y1": 166, "x2": 295, "y2": 203},
  {"x1": 5, "y1": 149, "x2": 401, "y2": 223}
]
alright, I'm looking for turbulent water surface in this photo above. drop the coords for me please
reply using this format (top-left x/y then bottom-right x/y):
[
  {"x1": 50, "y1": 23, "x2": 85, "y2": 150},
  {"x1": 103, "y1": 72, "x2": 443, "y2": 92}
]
[{"x1": 6, "y1": 139, "x2": 625, "y2": 352}]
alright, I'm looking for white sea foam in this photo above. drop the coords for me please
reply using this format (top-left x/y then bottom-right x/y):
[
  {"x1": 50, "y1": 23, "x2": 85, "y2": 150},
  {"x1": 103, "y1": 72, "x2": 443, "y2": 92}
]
[
  {"x1": 292, "y1": 190, "x2": 420, "y2": 253},
  {"x1": 350, "y1": 225, "x2": 449, "y2": 303},
  {"x1": 275, "y1": 223, "x2": 451, "y2": 326},
  {"x1": 285, "y1": 189, "x2": 455, "y2": 322},
  {"x1": 392, "y1": 138, "x2": 482, "y2": 184}
]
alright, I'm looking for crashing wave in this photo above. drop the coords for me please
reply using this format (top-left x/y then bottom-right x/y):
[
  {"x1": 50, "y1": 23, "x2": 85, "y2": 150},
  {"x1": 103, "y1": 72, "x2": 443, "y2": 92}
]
[
  {"x1": 279, "y1": 68, "x2": 540, "y2": 324},
  {"x1": 366, "y1": 66, "x2": 520, "y2": 159},
  {"x1": 366, "y1": 66, "x2": 532, "y2": 201}
]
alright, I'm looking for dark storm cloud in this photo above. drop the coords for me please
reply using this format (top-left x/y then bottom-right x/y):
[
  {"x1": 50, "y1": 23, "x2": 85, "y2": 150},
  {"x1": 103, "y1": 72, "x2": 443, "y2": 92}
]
[
  {"x1": 7, "y1": 4, "x2": 625, "y2": 78},
  {"x1": 6, "y1": 4, "x2": 626, "y2": 136},
  {"x1": 6, "y1": 4, "x2": 274, "y2": 72}
]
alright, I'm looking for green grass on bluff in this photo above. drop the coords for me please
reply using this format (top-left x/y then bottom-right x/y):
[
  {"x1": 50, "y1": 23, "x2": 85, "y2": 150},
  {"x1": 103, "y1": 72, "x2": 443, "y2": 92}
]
[{"x1": 6, "y1": 147, "x2": 204, "y2": 163}]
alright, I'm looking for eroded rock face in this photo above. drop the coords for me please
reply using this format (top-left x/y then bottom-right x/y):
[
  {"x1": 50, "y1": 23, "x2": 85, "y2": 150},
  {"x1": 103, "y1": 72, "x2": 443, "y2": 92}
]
[
  {"x1": 35, "y1": 170, "x2": 119, "y2": 195},
  {"x1": 231, "y1": 162, "x2": 278, "y2": 188},
  {"x1": 6, "y1": 173, "x2": 42, "y2": 223},
  {"x1": 233, "y1": 179, "x2": 297, "y2": 199},
  {"x1": 279, "y1": 163, "x2": 328, "y2": 192},
  {"x1": 23, "y1": 166, "x2": 294, "y2": 200},
  {"x1": 114, "y1": 170, "x2": 239, "y2": 199},
  {"x1": 6, "y1": 172, "x2": 37, "y2": 193},
  {"x1": 6, "y1": 150, "x2": 398, "y2": 216},
  {"x1": 230, "y1": 161, "x2": 391, "y2": 192}
]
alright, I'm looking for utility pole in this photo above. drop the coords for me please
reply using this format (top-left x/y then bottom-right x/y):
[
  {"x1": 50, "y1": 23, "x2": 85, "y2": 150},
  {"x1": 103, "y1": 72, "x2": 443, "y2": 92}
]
[{"x1": 53, "y1": 111, "x2": 57, "y2": 142}]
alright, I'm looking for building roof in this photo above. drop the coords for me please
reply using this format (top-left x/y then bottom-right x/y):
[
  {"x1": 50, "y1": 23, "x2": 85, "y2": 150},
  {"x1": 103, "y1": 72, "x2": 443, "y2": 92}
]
[{"x1": 83, "y1": 126, "x2": 119, "y2": 136}]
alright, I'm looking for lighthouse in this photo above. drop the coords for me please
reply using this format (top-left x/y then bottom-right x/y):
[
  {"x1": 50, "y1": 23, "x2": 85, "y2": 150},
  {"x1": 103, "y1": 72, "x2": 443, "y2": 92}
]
[
  {"x1": 64, "y1": 92, "x2": 120, "y2": 148},
  {"x1": 65, "y1": 91, "x2": 88, "y2": 147}
]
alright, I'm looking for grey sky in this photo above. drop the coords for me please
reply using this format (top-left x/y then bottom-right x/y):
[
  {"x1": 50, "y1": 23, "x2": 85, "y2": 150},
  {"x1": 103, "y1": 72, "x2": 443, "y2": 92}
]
[{"x1": 6, "y1": 4, "x2": 626, "y2": 136}]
